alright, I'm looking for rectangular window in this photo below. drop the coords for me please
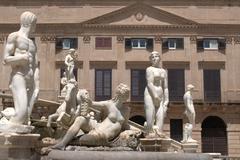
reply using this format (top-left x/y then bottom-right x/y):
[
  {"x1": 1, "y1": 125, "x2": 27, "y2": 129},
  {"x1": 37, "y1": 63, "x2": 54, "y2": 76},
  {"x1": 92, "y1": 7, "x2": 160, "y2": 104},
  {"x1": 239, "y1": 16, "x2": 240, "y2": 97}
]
[
  {"x1": 131, "y1": 69, "x2": 146, "y2": 101},
  {"x1": 162, "y1": 38, "x2": 184, "y2": 51},
  {"x1": 168, "y1": 39, "x2": 177, "y2": 49},
  {"x1": 131, "y1": 39, "x2": 147, "y2": 48},
  {"x1": 125, "y1": 38, "x2": 153, "y2": 51},
  {"x1": 197, "y1": 38, "x2": 226, "y2": 52},
  {"x1": 95, "y1": 37, "x2": 112, "y2": 49},
  {"x1": 56, "y1": 38, "x2": 78, "y2": 50},
  {"x1": 204, "y1": 69, "x2": 221, "y2": 102},
  {"x1": 203, "y1": 39, "x2": 218, "y2": 49},
  {"x1": 168, "y1": 69, "x2": 185, "y2": 101},
  {"x1": 170, "y1": 119, "x2": 183, "y2": 142},
  {"x1": 95, "y1": 69, "x2": 112, "y2": 101}
]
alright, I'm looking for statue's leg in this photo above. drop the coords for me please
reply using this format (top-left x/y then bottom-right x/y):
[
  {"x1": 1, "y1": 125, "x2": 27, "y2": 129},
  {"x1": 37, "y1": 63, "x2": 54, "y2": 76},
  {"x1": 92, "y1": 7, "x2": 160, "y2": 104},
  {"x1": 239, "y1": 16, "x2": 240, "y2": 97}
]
[
  {"x1": 9, "y1": 74, "x2": 28, "y2": 124},
  {"x1": 144, "y1": 95, "x2": 155, "y2": 134},
  {"x1": 52, "y1": 116, "x2": 87, "y2": 150},
  {"x1": 69, "y1": 65, "x2": 74, "y2": 80},
  {"x1": 27, "y1": 83, "x2": 34, "y2": 125},
  {"x1": 156, "y1": 101, "x2": 165, "y2": 134}
]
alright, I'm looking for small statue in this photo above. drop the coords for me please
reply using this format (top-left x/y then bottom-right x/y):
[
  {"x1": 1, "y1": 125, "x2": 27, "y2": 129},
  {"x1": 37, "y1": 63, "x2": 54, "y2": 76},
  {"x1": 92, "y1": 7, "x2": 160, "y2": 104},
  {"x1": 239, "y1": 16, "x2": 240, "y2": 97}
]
[
  {"x1": 65, "y1": 48, "x2": 77, "y2": 81},
  {"x1": 182, "y1": 84, "x2": 197, "y2": 143},
  {"x1": 144, "y1": 51, "x2": 169, "y2": 138},
  {"x1": 1, "y1": 11, "x2": 39, "y2": 133}
]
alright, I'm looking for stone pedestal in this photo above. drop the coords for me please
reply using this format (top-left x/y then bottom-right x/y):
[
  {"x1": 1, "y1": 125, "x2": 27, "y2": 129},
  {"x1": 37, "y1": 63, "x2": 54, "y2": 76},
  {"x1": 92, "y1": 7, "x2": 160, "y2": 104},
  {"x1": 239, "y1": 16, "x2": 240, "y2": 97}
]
[
  {"x1": 139, "y1": 138, "x2": 172, "y2": 152},
  {"x1": 47, "y1": 151, "x2": 212, "y2": 160},
  {"x1": 182, "y1": 142, "x2": 198, "y2": 153},
  {"x1": 0, "y1": 133, "x2": 40, "y2": 160}
]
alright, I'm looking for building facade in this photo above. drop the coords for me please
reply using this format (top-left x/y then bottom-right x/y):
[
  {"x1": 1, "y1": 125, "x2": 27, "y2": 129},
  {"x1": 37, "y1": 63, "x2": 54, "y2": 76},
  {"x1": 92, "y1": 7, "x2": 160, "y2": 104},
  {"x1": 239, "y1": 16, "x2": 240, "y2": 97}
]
[{"x1": 0, "y1": 0, "x2": 240, "y2": 156}]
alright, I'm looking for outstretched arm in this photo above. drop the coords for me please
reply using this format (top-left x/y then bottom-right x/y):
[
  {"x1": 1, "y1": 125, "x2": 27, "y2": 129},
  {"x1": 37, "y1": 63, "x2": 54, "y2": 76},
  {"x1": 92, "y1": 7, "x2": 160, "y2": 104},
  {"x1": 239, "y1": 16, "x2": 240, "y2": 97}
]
[{"x1": 92, "y1": 101, "x2": 107, "y2": 109}]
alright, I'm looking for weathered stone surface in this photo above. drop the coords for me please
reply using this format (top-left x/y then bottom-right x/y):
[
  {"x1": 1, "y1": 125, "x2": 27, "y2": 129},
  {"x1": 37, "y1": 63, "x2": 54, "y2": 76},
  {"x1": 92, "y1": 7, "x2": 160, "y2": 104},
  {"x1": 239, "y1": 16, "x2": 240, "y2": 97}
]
[
  {"x1": 0, "y1": 133, "x2": 40, "y2": 160},
  {"x1": 47, "y1": 151, "x2": 212, "y2": 160}
]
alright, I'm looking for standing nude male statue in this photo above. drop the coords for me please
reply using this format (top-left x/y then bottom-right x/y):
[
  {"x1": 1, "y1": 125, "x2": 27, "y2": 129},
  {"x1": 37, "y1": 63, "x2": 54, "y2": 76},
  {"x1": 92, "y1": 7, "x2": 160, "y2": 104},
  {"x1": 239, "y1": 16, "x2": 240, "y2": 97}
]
[{"x1": 2, "y1": 11, "x2": 39, "y2": 131}]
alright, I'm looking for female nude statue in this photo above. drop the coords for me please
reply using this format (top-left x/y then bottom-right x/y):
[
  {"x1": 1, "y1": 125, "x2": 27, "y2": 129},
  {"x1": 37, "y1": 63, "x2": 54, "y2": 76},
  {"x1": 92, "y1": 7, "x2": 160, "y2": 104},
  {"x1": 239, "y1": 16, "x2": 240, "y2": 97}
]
[
  {"x1": 52, "y1": 83, "x2": 130, "y2": 150},
  {"x1": 65, "y1": 48, "x2": 77, "y2": 81},
  {"x1": 3, "y1": 11, "x2": 39, "y2": 128},
  {"x1": 182, "y1": 84, "x2": 197, "y2": 143},
  {"x1": 144, "y1": 51, "x2": 169, "y2": 137}
]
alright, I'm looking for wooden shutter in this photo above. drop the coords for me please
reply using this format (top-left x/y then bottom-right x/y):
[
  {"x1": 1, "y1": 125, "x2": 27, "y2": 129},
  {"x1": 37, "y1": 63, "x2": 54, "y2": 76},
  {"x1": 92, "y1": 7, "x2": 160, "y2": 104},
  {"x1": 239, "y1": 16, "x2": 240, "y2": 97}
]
[
  {"x1": 197, "y1": 39, "x2": 204, "y2": 52},
  {"x1": 218, "y1": 39, "x2": 226, "y2": 52},
  {"x1": 176, "y1": 38, "x2": 184, "y2": 49},
  {"x1": 125, "y1": 38, "x2": 132, "y2": 50},
  {"x1": 146, "y1": 38, "x2": 153, "y2": 51},
  {"x1": 162, "y1": 38, "x2": 169, "y2": 52}
]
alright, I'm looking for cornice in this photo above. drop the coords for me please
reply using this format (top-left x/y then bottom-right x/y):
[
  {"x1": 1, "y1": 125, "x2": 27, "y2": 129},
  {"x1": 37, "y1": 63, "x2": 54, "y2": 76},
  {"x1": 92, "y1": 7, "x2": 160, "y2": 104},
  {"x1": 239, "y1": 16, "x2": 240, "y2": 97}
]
[
  {"x1": 0, "y1": 0, "x2": 239, "y2": 6},
  {"x1": 1, "y1": 23, "x2": 240, "y2": 35}
]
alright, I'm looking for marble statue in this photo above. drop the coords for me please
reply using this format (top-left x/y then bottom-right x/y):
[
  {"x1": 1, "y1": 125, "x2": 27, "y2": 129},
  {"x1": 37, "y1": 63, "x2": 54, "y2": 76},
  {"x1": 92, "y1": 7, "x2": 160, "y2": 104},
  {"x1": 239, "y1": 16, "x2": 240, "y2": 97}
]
[
  {"x1": 65, "y1": 48, "x2": 77, "y2": 81},
  {"x1": 182, "y1": 84, "x2": 197, "y2": 143},
  {"x1": 52, "y1": 89, "x2": 96, "y2": 150},
  {"x1": 144, "y1": 51, "x2": 169, "y2": 138},
  {"x1": 52, "y1": 83, "x2": 130, "y2": 150},
  {"x1": 47, "y1": 79, "x2": 78, "y2": 128},
  {"x1": 1, "y1": 11, "x2": 39, "y2": 133}
]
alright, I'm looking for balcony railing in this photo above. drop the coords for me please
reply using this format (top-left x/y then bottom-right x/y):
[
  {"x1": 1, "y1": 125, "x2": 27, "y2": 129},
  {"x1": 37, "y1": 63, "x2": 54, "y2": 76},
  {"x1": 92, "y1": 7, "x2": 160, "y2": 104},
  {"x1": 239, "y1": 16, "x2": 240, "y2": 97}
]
[{"x1": 204, "y1": 91, "x2": 221, "y2": 102}]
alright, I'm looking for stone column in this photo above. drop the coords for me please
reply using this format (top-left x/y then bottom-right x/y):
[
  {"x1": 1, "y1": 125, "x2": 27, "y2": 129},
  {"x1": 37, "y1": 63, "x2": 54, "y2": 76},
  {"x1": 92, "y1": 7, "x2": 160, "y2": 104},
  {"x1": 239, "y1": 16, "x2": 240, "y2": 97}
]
[
  {"x1": 40, "y1": 35, "x2": 57, "y2": 101},
  {"x1": 222, "y1": 37, "x2": 234, "y2": 102},
  {"x1": 189, "y1": 36, "x2": 203, "y2": 101},
  {"x1": 227, "y1": 124, "x2": 240, "y2": 157},
  {"x1": 81, "y1": 36, "x2": 91, "y2": 95},
  {"x1": 116, "y1": 36, "x2": 128, "y2": 87}
]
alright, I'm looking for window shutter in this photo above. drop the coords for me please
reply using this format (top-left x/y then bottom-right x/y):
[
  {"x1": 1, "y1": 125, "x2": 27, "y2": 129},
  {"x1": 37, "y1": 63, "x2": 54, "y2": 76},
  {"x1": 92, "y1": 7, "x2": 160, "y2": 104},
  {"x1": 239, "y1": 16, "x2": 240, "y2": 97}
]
[
  {"x1": 197, "y1": 39, "x2": 204, "y2": 52},
  {"x1": 125, "y1": 38, "x2": 132, "y2": 50},
  {"x1": 70, "y1": 38, "x2": 78, "y2": 49},
  {"x1": 176, "y1": 38, "x2": 184, "y2": 49},
  {"x1": 218, "y1": 39, "x2": 226, "y2": 51},
  {"x1": 146, "y1": 38, "x2": 153, "y2": 51},
  {"x1": 56, "y1": 38, "x2": 63, "y2": 49},
  {"x1": 162, "y1": 38, "x2": 169, "y2": 51}
]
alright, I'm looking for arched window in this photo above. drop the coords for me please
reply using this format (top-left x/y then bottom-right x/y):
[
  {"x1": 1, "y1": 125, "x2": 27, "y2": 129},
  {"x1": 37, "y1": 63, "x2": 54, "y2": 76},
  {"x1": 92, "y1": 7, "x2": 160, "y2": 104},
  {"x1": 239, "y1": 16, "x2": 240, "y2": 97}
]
[{"x1": 201, "y1": 116, "x2": 228, "y2": 155}]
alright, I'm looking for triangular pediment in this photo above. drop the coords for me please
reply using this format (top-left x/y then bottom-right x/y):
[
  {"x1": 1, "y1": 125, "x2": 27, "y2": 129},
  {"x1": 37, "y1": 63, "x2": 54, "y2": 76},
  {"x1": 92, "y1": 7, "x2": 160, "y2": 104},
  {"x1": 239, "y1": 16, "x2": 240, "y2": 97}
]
[{"x1": 81, "y1": 3, "x2": 197, "y2": 26}]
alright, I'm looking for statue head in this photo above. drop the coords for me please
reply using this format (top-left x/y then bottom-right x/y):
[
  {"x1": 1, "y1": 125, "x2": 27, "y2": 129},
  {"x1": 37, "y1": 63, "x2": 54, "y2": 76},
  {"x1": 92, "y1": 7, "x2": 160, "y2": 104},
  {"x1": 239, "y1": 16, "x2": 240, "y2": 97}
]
[
  {"x1": 187, "y1": 84, "x2": 194, "y2": 91},
  {"x1": 20, "y1": 11, "x2": 37, "y2": 32},
  {"x1": 149, "y1": 51, "x2": 161, "y2": 67},
  {"x1": 113, "y1": 83, "x2": 130, "y2": 102}
]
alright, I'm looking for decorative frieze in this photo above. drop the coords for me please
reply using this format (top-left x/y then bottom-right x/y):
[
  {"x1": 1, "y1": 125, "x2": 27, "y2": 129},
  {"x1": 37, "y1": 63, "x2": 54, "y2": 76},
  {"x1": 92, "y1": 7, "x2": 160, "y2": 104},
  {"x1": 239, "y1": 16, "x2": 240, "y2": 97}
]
[
  {"x1": 225, "y1": 36, "x2": 233, "y2": 44},
  {"x1": 40, "y1": 35, "x2": 56, "y2": 42},
  {"x1": 117, "y1": 35, "x2": 124, "y2": 43},
  {"x1": 190, "y1": 36, "x2": 197, "y2": 44},
  {"x1": 233, "y1": 36, "x2": 240, "y2": 44},
  {"x1": 154, "y1": 35, "x2": 162, "y2": 44},
  {"x1": 83, "y1": 36, "x2": 91, "y2": 43}
]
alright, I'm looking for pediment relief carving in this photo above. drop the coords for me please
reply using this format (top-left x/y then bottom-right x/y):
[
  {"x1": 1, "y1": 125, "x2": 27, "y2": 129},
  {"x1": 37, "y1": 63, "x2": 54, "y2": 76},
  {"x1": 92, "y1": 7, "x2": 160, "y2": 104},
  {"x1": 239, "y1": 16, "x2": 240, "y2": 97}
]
[{"x1": 81, "y1": 3, "x2": 197, "y2": 26}]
